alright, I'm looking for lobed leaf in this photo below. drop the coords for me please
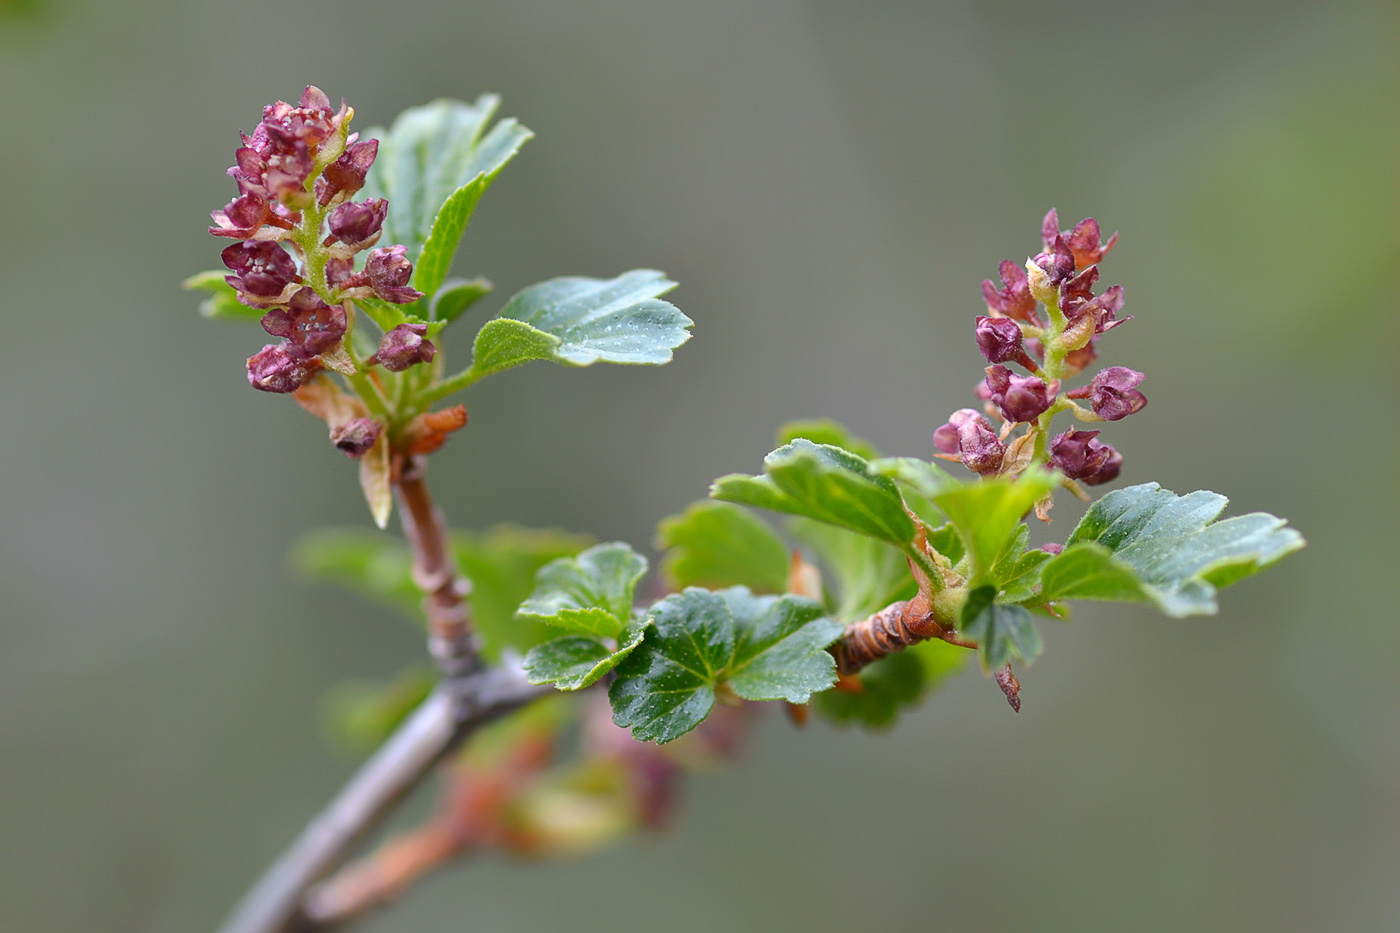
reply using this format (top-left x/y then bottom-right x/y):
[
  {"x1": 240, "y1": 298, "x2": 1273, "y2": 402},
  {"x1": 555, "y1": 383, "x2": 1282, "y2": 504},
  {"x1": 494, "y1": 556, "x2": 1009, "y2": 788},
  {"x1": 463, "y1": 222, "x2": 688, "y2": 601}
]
[
  {"x1": 523, "y1": 617, "x2": 650, "y2": 691},
  {"x1": 1040, "y1": 483, "x2": 1304, "y2": 616},
  {"x1": 711, "y1": 440, "x2": 916, "y2": 547},
  {"x1": 656, "y1": 501, "x2": 790, "y2": 594},
  {"x1": 517, "y1": 543, "x2": 649, "y2": 640},
  {"x1": 609, "y1": 587, "x2": 841, "y2": 744}
]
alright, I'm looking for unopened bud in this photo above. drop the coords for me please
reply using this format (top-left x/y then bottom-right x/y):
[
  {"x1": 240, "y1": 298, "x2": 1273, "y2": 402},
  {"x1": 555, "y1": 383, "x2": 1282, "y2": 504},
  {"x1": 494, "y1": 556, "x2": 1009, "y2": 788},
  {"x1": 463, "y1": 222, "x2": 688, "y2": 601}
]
[{"x1": 330, "y1": 417, "x2": 383, "y2": 458}]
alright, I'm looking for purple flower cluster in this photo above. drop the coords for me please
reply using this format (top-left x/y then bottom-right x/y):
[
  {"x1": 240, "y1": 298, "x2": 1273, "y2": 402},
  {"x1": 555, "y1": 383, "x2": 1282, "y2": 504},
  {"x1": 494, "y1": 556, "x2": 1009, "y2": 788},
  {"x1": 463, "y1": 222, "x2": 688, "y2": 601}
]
[
  {"x1": 934, "y1": 211, "x2": 1147, "y2": 488},
  {"x1": 211, "y1": 87, "x2": 431, "y2": 394}
]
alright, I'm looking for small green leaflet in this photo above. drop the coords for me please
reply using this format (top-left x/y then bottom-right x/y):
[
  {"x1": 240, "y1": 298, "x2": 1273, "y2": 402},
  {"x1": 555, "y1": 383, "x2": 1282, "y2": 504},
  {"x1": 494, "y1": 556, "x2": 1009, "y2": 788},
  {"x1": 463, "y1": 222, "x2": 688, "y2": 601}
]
[
  {"x1": 320, "y1": 665, "x2": 436, "y2": 755},
  {"x1": 1038, "y1": 483, "x2": 1304, "y2": 616},
  {"x1": 431, "y1": 277, "x2": 493, "y2": 324},
  {"x1": 711, "y1": 440, "x2": 916, "y2": 547},
  {"x1": 610, "y1": 587, "x2": 843, "y2": 743},
  {"x1": 926, "y1": 468, "x2": 1057, "y2": 583},
  {"x1": 463, "y1": 270, "x2": 692, "y2": 382},
  {"x1": 183, "y1": 271, "x2": 263, "y2": 322},
  {"x1": 518, "y1": 543, "x2": 652, "y2": 691},
  {"x1": 776, "y1": 418, "x2": 881, "y2": 459},
  {"x1": 656, "y1": 501, "x2": 790, "y2": 594},
  {"x1": 960, "y1": 584, "x2": 1043, "y2": 672},
  {"x1": 360, "y1": 95, "x2": 532, "y2": 304},
  {"x1": 987, "y1": 524, "x2": 1054, "y2": 603}
]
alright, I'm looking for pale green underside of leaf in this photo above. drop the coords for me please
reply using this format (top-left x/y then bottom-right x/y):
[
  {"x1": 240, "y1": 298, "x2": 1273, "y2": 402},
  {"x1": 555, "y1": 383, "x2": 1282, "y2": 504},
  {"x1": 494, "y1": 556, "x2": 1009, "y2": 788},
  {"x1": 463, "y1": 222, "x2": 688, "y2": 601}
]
[
  {"x1": 711, "y1": 440, "x2": 916, "y2": 546},
  {"x1": 609, "y1": 587, "x2": 841, "y2": 744},
  {"x1": 184, "y1": 270, "x2": 263, "y2": 322},
  {"x1": 1040, "y1": 483, "x2": 1305, "y2": 616},
  {"x1": 788, "y1": 517, "x2": 915, "y2": 620},
  {"x1": 961, "y1": 586, "x2": 1043, "y2": 672},
  {"x1": 656, "y1": 501, "x2": 790, "y2": 594},
  {"x1": 523, "y1": 617, "x2": 651, "y2": 691},
  {"x1": 517, "y1": 542, "x2": 649, "y2": 640},
  {"x1": 466, "y1": 270, "x2": 692, "y2": 381}
]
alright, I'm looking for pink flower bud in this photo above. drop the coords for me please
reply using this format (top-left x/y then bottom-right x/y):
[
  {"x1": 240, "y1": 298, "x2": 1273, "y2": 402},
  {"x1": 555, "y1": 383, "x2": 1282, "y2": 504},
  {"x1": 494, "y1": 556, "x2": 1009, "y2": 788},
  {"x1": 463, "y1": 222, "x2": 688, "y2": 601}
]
[
  {"x1": 221, "y1": 241, "x2": 300, "y2": 303},
  {"x1": 330, "y1": 418, "x2": 383, "y2": 458},
  {"x1": 327, "y1": 199, "x2": 387, "y2": 249},
  {"x1": 980, "y1": 261, "x2": 1037, "y2": 321},
  {"x1": 247, "y1": 344, "x2": 317, "y2": 393},
  {"x1": 364, "y1": 246, "x2": 424, "y2": 304},
  {"x1": 373, "y1": 323, "x2": 436, "y2": 372},
  {"x1": 260, "y1": 288, "x2": 347, "y2": 359},
  {"x1": 1086, "y1": 366, "x2": 1147, "y2": 421}
]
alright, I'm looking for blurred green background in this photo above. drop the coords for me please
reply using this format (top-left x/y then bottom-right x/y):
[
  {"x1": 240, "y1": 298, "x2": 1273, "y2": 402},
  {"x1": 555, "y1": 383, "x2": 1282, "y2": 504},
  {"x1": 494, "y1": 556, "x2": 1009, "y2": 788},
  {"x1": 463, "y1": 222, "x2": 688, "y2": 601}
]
[{"x1": 1, "y1": 0, "x2": 1396, "y2": 930}]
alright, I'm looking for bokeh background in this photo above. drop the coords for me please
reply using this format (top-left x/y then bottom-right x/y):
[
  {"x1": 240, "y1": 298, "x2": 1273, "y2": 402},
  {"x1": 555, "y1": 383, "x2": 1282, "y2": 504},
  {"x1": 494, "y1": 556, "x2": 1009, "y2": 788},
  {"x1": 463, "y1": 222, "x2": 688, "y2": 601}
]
[{"x1": 1, "y1": 0, "x2": 1396, "y2": 930}]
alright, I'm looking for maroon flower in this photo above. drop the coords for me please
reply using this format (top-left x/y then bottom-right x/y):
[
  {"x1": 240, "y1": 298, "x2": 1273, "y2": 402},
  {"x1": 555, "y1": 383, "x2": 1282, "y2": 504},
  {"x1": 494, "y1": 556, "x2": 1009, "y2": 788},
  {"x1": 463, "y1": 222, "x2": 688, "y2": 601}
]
[
  {"x1": 363, "y1": 245, "x2": 424, "y2": 304},
  {"x1": 933, "y1": 408, "x2": 987, "y2": 454},
  {"x1": 260, "y1": 288, "x2": 347, "y2": 359},
  {"x1": 1048, "y1": 429, "x2": 1119, "y2": 484},
  {"x1": 975, "y1": 315, "x2": 1035, "y2": 368},
  {"x1": 1038, "y1": 543, "x2": 1064, "y2": 555},
  {"x1": 1065, "y1": 217, "x2": 1118, "y2": 271},
  {"x1": 327, "y1": 198, "x2": 386, "y2": 249},
  {"x1": 1082, "y1": 366, "x2": 1147, "y2": 421},
  {"x1": 957, "y1": 417, "x2": 1006, "y2": 475},
  {"x1": 317, "y1": 138, "x2": 378, "y2": 206},
  {"x1": 980, "y1": 261, "x2": 1037, "y2": 321},
  {"x1": 210, "y1": 193, "x2": 279, "y2": 239},
  {"x1": 325, "y1": 257, "x2": 356, "y2": 289},
  {"x1": 371, "y1": 323, "x2": 437, "y2": 371},
  {"x1": 1033, "y1": 235, "x2": 1077, "y2": 287},
  {"x1": 984, "y1": 365, "x2": 1055, "y2": 423},
  {"x1": 330, "y1": 418, "x2": 383, "y2": 458},
  {"x1": 222, "y1": 241, "x2": 300, "y2": 304},
  {"x1": 247, "y1": 344, "x2": 318, "y2": 393}
]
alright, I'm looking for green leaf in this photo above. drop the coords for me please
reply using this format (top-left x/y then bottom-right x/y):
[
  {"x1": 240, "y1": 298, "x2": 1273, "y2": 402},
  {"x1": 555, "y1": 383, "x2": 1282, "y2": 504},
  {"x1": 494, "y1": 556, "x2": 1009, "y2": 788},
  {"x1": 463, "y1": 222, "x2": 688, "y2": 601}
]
[
  {"x1": 609, "y1": 587, "x2": 841, "y2": 743},
  {"x1": 867, "y1": 456, "x2": 960, "y2": 500},
  {"x1": 961, "y1": 590, "x2": 1043, "y2": 672},
  {"x1": 928, "y1": 468, "x2": 1057, "y2": 583},
  {"x1": 291, "y1": 528, "x2": 419, "y2": 619},
  {"x1": 320, "y1": 665, "x2": 437, "y2": 754},
  {"x1": 812, "y1": 639, "x2": 967, "y2": 730},
  {"x1": 462, "y1": 270, "x2": 692, "y2": 383},
  {"x1": 183, "y1": 270, "x2": 262, "y2": 322},
  {"x1": 523, "y1": 616, "x2": 651, "y2": 691},
  {"x1": 711, "y1": 440, "x2": 916, "y2": 547},
  {"x1": 656, "y1": 501, "x2": 789, "y2": 594},
  {"x1": 986, "y1": 524, "x2": 1054, "y2": 602},
  {"x1": 1040, "y1": 483, "x2": 1305, "y2": 616},
  {"x1": 517, "y1": 543, "x2": 649, "y2": 640},
  {"x1": 361, "y1": 95, "x2": 532, "y2": 284},
  {"x1": 451, "y1": 526, "x2": 594, "y2": 659},
  {"x1": 789, "y1": 518, "x2": 915, "y2": 620},
  {"x1": 776, "y1": 419, "x2": 881, "y2": 459},
  {"x1": 432, "y1": 276, "x2": 493, "y2": 324}
]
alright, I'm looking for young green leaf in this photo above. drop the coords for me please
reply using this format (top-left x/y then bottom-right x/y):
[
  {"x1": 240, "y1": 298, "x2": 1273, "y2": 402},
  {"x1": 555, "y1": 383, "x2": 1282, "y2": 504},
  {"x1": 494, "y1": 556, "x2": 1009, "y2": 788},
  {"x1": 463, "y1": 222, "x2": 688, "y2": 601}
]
[
  {"x1": 656, "y1": 501, "x2": 790, "y2": 594},
  {"x1": 451, "y1": 526, "x2": 594, "y2": 659},
  {"x1": 711, "y1": 440, "x2": 916, "y2": 547},
  {"x1": 776, "y1": 419, "x2": 881, "y2": 459},
  {"x1": 788, "y1": 518, "x2": 915, "y2": 620},
  {"x1": 517, "y1": 543, "x2": 649, "y2": 639},
  {"x1": 291, "y1": 527, "x2": 419, "y2": 619},
  {"x1": 609, "y1": 587, "x2": 842, "y2": 743},
  {"x1": 522, "y1": 616, "x2": 650, "y2": 691},
  {"x1": 183, "y1": 271, "x2": 263, "y2": 322},
  {"x1": 361, "y1": 95, "x2": 532, "y2": 298},
  {"x1": 320, "y1": 665, "x2": 437, "y2": 754},
  {"x1": 431, "y1": 277, "x2": 493, "y2": 324},
  {"x1": 928, "y1": 468, "x2": 1057, "y2": 582},
  {"x1": 1039, "y1": 483, "x2": 1304, "y2": 616},
  {"x1": 960, "y1": 586, "x2": 1043, "y2": 672},
  {"x1": 987, "y1": 524, "x2": 1054, "y2": 602}
]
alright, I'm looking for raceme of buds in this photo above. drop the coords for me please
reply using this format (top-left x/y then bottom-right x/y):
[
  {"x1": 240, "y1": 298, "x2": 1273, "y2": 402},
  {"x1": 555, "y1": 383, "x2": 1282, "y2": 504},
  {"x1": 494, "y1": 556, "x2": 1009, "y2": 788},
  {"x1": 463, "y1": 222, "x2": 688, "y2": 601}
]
[
  {"x1": 372, "y1": 323, "x2": 437, "y2": 372},
  {"x1": 984, "y1": 365, "x2": 1056, "y2": 424},
  {"x1": 248, "y1": 344, "x2": 319, "y2": 393},
  {"x1": 947, "y1": 212, "x2": 1142, "y2": 488},
  {"x1": 330, "y1": 418, "x2": 384, "y2": 458}
]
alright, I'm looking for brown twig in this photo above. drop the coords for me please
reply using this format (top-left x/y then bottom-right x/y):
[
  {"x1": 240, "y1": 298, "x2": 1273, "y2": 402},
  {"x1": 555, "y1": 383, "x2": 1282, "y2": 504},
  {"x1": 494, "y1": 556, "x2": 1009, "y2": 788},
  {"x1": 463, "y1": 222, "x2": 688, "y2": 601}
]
[
  {"x1": 830, "y1": 594, "x2": 976, "y2": 676},
  {"x1": 395, "y1": 458, "x2": 479, "y2": 677}
]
